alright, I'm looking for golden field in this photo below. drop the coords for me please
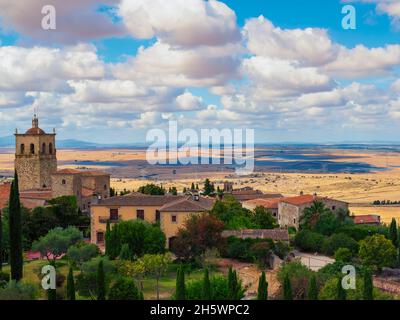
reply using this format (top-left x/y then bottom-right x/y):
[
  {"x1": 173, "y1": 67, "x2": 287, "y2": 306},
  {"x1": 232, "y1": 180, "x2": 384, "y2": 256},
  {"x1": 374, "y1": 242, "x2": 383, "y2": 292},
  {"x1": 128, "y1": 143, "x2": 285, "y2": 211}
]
[{"x1": 1, "y1": 147, "x2": 400, "y2": 224}]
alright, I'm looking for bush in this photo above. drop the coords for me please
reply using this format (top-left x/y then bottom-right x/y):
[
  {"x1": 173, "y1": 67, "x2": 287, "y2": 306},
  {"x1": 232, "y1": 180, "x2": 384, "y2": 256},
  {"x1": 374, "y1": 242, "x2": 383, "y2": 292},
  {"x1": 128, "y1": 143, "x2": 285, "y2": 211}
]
[
  {"x1": 223, "y1": 237, "x2": 275, "y2": 264},
  {"x1": 0, "y1": 280, "x2": 37, "y2": 300},
  {"x1": 108, "y1": 277, "x2": 142, "y2": 300},
  {"x1": 274, "y1": 241, "x2": 291, "y2": 260},
  {"x1": 294, "y1": 230, "x2": 325, "y2": 252},
  {"x1": 334, "y1": 248, "x2": 353, "y2": 262},
  {"x1": 277, "y1": 261, "x2": 314, "y2": 300},
  {"x1": 184, "y1": 275, "x2": 245, "y2": 300},
  {"x1": 336, "y1": 224, "x2": 388, "y2": 242},
  {"x1": 322, "y1": 233, "x2": 359, "y2": 256},
  {"x1": 0, "y1": 272, "x2": 9, "y2": 282},
  {"x1": 359, "y1": 234, "x2": 397, "y2": 271}
]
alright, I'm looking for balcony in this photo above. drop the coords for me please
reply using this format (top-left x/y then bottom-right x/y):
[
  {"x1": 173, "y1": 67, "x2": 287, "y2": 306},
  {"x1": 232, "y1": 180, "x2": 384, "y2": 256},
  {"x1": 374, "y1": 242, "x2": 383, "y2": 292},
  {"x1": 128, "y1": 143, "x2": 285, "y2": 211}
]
[{"x1": 99, "y1": 215, "x2": 121, "y2": 224}]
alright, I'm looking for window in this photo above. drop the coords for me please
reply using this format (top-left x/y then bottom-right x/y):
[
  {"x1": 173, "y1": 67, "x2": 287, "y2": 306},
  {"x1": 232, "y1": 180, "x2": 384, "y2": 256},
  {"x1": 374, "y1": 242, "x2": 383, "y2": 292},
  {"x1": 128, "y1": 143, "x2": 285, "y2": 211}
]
[
  {"x1": 137, "y1": 209, "x2": 145, "y2": 220},
  {"x1": 42, "y1": 143, "x2": 46, "y2": 154},
  {"x1": 171, "y1": 215, "x2": 177, "y2": 223},
  {"x1": 20, "y1": 144, "x2": 25, "y2": 154},
  {"x1": 110, "y1": 208, "x2": 119, "y2": 221},
  {"x1": 49, "y1": 143, "x2": 53, "y2": 154},
  {"x1": 155, "y1": 210, "x2": 161, "y2": 222},
  {"x1": 97, "y1": 232, "x2": 104, "y2": 243},
  {"x1": 332, "y1": 206, "x2": 336, "y2": 211},
  {"x1": 30, "y1": 143, "x2": 35, "y2": 154},
  {"x1": 293, "y1": 218, "x2": 296, "y2": 224},
  {"x1": 104, "y1": 184, "x2": 107, "y2": 190}
]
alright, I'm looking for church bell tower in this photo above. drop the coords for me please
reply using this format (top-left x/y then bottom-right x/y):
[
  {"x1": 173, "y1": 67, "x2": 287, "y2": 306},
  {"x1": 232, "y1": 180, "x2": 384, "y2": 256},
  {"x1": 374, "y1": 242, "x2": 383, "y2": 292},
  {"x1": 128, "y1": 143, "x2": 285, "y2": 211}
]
[{"x1": 14, "y1": 115, "x2": 57, "y2": 191}]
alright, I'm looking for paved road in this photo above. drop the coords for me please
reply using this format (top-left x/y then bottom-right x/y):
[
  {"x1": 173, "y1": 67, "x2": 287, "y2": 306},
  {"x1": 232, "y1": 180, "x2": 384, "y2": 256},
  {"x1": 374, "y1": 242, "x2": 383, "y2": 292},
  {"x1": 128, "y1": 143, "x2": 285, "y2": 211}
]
[{"x1": 293, "y1": 250, "x2": 335, "y2": 271}]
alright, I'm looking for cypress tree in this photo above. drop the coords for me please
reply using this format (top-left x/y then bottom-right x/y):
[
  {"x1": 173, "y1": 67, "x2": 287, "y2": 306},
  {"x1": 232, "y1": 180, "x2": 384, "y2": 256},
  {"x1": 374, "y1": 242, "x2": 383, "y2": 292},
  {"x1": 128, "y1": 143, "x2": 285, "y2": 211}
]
[
  {"x1": 191, "y1": 183, "x2": 195, "y2": 190},
  {"x1": 175, "y1": 266, "x2": 186, "y2": 300},
  {"x1": 118, "y1": 243, "x2": 132, "y2": 261},
  {"x1": 8, "y1": 171, "x2": 23, "y2": 281},
  {"x1": 257, "y1": 271, "x2": 268, "y2": 300},
  {"x1": 363, "y1": 269, "x2": 373, "y2": 300},
  {"x1": 195, "y1": 184, "x2": 199, "y2": 190},
  {"x1": 202, "y1": 268, "x2": 211, "y2": 300},
  {"x1": 307, "y1": 274, "x2": 318, "y2": 300},
  {"x1": 48, "y1": 287, "x2": 57, "y2": 300},
  {"x1": 336, "y1": 277, "x2": 346, "y2": 300},
  {"x1": 283, "y1": 273, "x2": 293, "y2": 300},
  {"x1": 105, "y1": 221, "x2": 111, "y2": 256},
  {"x1": 389, "y1": 218, "x2": 398, "y2": 247},
  {"x1": 66, "y1": 266, "x2": 76, "y2": 300},
  {"x1": 0, "y1": 211, "x2": 2, "y2": 271},
  {"x1": 139, "y1": 291, "x2": 144, "y2": 300},
  {"x1": 97, "y1": 260, "x2": 106, "y2": 300},
  {"x1": 228, "y1": 267, "x2": 239, "y2": 300}
]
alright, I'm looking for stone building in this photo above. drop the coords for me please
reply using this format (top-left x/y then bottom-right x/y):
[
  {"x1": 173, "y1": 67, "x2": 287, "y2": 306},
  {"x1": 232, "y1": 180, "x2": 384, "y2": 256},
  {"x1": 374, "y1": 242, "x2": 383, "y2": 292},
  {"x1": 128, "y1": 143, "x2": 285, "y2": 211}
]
[
  {"x1": 15, "y1": 115, "x2": 57, "y2": 191},
  {"x1": 277, "y1": 194, "x2": 348, "y2": 229},
  {"x1": 9, "y1": 116, "x2": 110, "y2": 213},
  {"x1": 91, "y1": 193, "x2": 214, "y2": 248}
]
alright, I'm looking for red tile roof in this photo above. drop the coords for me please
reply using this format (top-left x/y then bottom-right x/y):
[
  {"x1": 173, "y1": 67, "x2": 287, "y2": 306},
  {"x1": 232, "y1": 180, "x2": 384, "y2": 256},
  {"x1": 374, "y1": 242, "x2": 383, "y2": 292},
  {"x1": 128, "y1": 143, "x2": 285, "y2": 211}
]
[
  {"x1": 54, "y1": 169, "x2": 81, "y2": 175},
  {"x1": 280, "y1": 194, "x2": 347, "y2": 206},
  {"x1": 352, "y1": 215, "x2": 381, "y2": 225},
  {"x1": 92, "y1": 194, "x2": 186, "y2": 207},
  {"x1": 0, "y1": 183, "x2": 11, "y2": 209},
  {"x1": 243, "y1": 197, "x2": 285, "y2": 209},
  {"x1": 159, "y1": 196, "x2": 215, "y2": 212},
  {"x1": 20, "y1": 189, "x2": 53, "y2": 200},
  {"x1": 25, "y1": 127, "x2": 46, "y2": 135}
]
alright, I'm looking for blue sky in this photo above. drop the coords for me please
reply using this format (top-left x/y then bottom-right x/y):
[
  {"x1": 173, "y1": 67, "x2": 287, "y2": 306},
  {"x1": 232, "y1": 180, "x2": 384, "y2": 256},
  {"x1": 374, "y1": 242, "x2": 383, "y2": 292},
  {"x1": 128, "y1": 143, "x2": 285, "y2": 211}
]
[{"x1": 0, "y1": 0, "x2": 400, "y2": 143}]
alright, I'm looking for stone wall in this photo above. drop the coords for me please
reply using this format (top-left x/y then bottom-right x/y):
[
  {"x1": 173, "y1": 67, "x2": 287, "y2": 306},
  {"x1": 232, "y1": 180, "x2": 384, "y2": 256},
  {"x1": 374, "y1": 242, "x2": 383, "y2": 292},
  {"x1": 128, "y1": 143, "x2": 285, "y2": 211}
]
[{"x1": 51, "y1": 173, "x2": 82, "y2": 207}]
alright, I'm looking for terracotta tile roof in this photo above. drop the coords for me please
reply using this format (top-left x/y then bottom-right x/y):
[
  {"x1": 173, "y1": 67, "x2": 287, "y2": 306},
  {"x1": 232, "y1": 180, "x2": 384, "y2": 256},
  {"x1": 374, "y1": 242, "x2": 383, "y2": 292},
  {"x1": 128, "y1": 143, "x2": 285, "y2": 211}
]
[
  {"x1": 280, "y1": 194, "x2": 347, "y2": 206},
  {"x1": 229, "y1": 190, "x2": 283, "y2": 202},
  {"x1": 20, "y1": 189, "x2": 53, "y2": 200},
  {"x1": 159, "y1": 196, "x2": 215, "y2": 212},
  {"x1": 222, "y1": 229, "x2": 289, "y2": 241},
  {"x1": 352, "y1": 215, "x2": 381, "y2": 225},
  {"x1": 243, "y1": 197, "x2": 285, "y2": 209},
  {"x1": 54, "y1": 169, "x2": 81, "y2": 175},
  {"x1": 92, "y1": 194, "x2": 186, "y2": 207},
  {"x1": 0, "y1": 184, "x2": 50, "y2": 210}
]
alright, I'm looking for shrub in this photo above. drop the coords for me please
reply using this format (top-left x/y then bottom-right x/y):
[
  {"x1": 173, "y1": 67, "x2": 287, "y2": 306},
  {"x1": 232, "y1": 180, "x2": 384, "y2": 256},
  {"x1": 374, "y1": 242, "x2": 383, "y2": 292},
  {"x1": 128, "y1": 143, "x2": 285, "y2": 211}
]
[
  {"x1": 359, "y1": 234, "x2": 397, "y2": 271},
  {"x1": 0, "y1": 280, "x2": 37, "y2": 300},
  {"x1": 184, "y1": 275, "x2": 245, "y2": 300},
  {"x1": 336, "y1": 224, "x2": 388, "y2": 242},
  {"x1": 322, "y1": 233, "x2": 359, "y2": 256},
  {"x1": 277, "y1": 261, "x2": 314, "y2": 300},
  {"x1": 334, "y1": 247, "x2": 353, "y2": 262},
  {"x1": 294, "y1": 230, "x2": 325, "y2": 252},
  {"x1": 108, "y1": 277, "x2": 141, "y2": 300},
  {"x1": 273, "y1": 241, "x2": 290, "y2": 260}
]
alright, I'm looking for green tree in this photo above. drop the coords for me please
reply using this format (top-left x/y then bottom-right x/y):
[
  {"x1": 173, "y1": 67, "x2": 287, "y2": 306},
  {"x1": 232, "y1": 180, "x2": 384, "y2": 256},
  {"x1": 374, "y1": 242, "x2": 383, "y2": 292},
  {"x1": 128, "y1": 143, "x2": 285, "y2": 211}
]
[
  {"x1": 363, "y1": 269, "x2": 373, "y2": 300},
  {"x1": 389, "y1": 218, "x2": 398, "y2": 248},
  {"x1": 203, "y1": 179, "x2": 213, "y2": 196},
  {"x1": 67, "y1": 242, "x2": 99, "y2": 269},
  {"x1": 300, "y1": 201, "x2": 332, "y2": 230},
  {"x1": 307, "y1": 274, "x2": 318, "y2": 300},
  {"x1": 175, "y1": 266, "x2": 186, "y2": 300},
  {"x1": 8, "y1": 172, "x2": 23, "y2": 281},
  {"x1": 228, "y1": 267, "x2": 241, "y2": 300},
  {"x1": 257, "y1": 271, "x2": 268, "y2": 300},
  {"x1": 139, "y1": 253, "x2": 172, "y2": 300},
  {"x1": 137, "y1": 184, "x2": 165, "y2": 195},
  {"x1": 118, "y1": 243, "x2": 132, "y2": 261},
  {"x1": 108, "y1": 277, "x2": 141, "y2": 300},
  {"x1": 252, "y1": 206, "x2": 278, "y2": 229},
  {"x1": 334, "y1": 247, "x2": 353, "y2": 263},
  {"x1": 202, "y1": 268, "x2": 211, "y2": 300},
  {"x1": 359, "y1": 234, "x2": 397, "y2": 271},
  {"x1": 336, "y1": 277, "x2": 346, "y2": 300},
  {"x1": 105, "y1": 220, "x2": 111, "y2": 256},
  {"x1": 191, "y1": 183, "x2": 195, "y2": 190},
  {"x1": 66, "y1": 267, "x2": 76, "y2": 300},
  {"x1": 283, "y1": 273, "x2": 293, "y2": 300},
  {"x1": 97, "y1": 260, "x2": 106, "y2": 300},
  {"x1": 171, "y1": 187, "x2": 178, "y2": 196},
  {"x1": 32, "y1": 227, "x2": 82, "y2": 264}
]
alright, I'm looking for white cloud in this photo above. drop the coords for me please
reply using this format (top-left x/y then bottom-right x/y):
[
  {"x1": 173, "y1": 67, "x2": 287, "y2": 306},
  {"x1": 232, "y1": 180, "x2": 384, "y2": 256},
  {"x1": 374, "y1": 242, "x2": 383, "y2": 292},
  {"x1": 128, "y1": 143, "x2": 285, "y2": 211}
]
[
  {"x1": 118, "y1": 0, "x2": 240, "y2": 47},
  {"x1": 0, "y1": 0, "x2": 123, "y2": 43}
]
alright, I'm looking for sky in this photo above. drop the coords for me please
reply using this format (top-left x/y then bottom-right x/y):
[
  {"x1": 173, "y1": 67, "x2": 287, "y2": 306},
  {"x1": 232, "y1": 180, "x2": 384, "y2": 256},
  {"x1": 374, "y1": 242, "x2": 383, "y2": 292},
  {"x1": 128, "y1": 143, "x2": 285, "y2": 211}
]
[{"x1": 0, "y1": 0, "x2": 400, "y2": 143}]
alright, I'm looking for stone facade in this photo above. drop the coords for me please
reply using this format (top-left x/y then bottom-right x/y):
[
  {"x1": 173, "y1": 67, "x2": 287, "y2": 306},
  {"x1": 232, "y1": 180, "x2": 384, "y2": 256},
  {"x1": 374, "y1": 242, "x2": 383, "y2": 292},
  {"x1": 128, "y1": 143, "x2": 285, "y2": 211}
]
[
  {"x1": 15, "y1": 116, "x2": 57, "y2": 191},
  {"x1": 278, "y1": 196, "x2": 348, "y2": 229},
  {"x1": 51, "y1": 172, "x2": 83, "y2": 208}
]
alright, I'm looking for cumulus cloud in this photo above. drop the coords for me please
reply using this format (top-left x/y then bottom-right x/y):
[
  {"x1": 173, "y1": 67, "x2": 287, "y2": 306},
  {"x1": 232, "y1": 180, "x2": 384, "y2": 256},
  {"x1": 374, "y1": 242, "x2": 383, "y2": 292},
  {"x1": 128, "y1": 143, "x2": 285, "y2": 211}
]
[
  {"x1": 118, "y1": 0, "x2": 240, "y2": 47},
  {"x1": 0, "y1": 0, "x2": 124, "y2": 43}
]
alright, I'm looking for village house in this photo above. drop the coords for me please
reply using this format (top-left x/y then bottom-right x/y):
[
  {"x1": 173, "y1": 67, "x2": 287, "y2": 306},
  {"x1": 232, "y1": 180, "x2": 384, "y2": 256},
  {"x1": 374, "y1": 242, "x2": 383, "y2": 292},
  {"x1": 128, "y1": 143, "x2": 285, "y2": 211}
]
[
  {"x1": 91, "y1": 193, "x2": 215, "y2": 248},
  {"x1": 243, "y1": 194, "x2": 349, "y2": 230},
  {"x1": 351, "y1": 214, "x2": 381, "y2": 225}
]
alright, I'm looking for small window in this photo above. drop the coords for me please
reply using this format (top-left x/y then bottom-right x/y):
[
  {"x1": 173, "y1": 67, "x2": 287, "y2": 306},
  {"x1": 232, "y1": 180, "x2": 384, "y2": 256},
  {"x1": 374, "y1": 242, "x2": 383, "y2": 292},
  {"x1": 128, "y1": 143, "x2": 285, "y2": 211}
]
[
  {"x1": 49, "y1": 143, "x2": 53, "y2": 155},
  {"x1": 62, "y1": 179, "x2": 66, "y2": 185},
  {"x1": 97, "y1": 232, "x2": 104, "y2": 243},
  {"x1": 104, "y1": 184, "x2": 107, "y2": 190},
  {"x1": 42, "y1": 143, "x2": 46, "y2": 154},
  {"x1": 20, "y1": 144, "x2": 25, "y2": 154},
  {"x1": 137, "y1": 210, "x2": 145, "y2": 220},
  {"x1": 110, "y1": 208, "x2": 119, "y2": 221},
  {"x1": 155, "y1": 210, "x2": 161, "y2": 222},
  {"x1": 30, "y1": 143, "x2": 35, "y2": 154},
  {"x1": 293, "y1": 218, "x2": 296, "y2": 224},
  {"x1": 171, "y1": 215, "x2": 177, "y2": 223},
  {"x1": 332, "y1": 206, "x2": 336, "y2": 211}
]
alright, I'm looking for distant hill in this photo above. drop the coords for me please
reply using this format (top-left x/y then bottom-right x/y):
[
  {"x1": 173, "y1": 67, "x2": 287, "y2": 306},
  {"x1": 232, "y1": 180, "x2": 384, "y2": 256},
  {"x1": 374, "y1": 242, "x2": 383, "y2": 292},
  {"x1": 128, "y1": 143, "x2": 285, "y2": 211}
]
[{"x1": 0, "y1": 136, "x2": 102, "y2": 149}]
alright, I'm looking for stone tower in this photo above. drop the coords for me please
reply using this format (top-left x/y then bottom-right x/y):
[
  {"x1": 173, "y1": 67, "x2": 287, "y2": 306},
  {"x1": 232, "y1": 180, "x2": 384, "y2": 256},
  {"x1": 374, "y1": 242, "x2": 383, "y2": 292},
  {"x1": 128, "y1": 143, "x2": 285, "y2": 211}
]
[{"x1": 14, "y1": 115, "x2": 57, "y2": 191}]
